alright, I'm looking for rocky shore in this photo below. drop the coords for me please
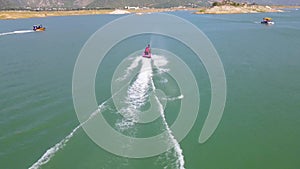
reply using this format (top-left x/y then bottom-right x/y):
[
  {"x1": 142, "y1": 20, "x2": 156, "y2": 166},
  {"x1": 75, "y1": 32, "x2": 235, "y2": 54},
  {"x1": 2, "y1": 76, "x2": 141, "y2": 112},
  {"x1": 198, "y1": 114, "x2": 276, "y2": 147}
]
[
  {"x1": 0, "y1": 10, "x2": 114, "y2": 20},
  {"x1": 195, "y1": 5, "x2": 284, "y2": 14},
  {"x1": 0, "y1": 7, "x2": 199, "y2": 20},
  {"x1": 0, "y1": 5, "x2": 293, "y2": 20}
]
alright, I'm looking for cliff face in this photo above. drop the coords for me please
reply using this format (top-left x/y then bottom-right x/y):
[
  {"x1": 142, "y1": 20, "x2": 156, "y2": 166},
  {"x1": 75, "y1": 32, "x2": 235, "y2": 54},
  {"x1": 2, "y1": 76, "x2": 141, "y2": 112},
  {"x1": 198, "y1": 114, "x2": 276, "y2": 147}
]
[
  {"x1": 73, "y1": 0, "x2": 93, "y2": 7},
  {"x1": 0, "y1": 0, "x2": 88, "y2": 8},
  {"x1": 0, "y1": 0, "x2": 72, "y2": 8},
  {"x1": 0, "y1": 0, "x2": 19, "y2": 8},
  {"x1": 24, "y1": 0, "x2": 66, "y2": 7}
]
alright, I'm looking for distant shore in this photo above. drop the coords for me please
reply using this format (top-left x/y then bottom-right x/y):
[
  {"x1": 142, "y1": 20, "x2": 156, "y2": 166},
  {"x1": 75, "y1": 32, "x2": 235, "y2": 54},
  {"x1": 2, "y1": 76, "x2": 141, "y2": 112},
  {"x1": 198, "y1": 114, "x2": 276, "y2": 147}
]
[
  {"x1": 194, "y1": 5, "x2": 287, "y2": 14},
  {"x1": 0, "y1": 10, "x2": 113, "y2": 20},
  {"x1": 0, "y1": 6, "x2": 299, "y2": 20},
  {"x1": 0, "y1": 8, "x2": 187, "y2": 20}
]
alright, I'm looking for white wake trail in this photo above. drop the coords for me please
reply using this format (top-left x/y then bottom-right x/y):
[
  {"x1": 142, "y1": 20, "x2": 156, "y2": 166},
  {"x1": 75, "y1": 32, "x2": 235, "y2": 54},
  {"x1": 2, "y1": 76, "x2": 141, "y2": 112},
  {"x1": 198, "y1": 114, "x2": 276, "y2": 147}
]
[
  {"x1": 30, "y1": 55, "x2": 185, "y2": 169},
  {"x1": 0, "y1": 30, "x2": 34, "y2": 36},
  {"x1": 28, "y1": 103, "x2": 106, "y2": 169},
  {"x1": 28, "y1": 81, "x2": 133, "y2": 169},
  {"x1": 151, "y1": 55, "x2": 185, "y2": 169},
  {"x1": 151, "y1": 78, "x2": 185, "y2": 169},
  {"x1": 116, "y1": 55, "x2": 185, "y2": 168},
  {"x1": 117, "y1": 56, "x2": 142, "y2": 81},
  {"x1": 116, "y1": 58, "x2": 152, "y2": 130},
  {"x1": 162, "y1": 95, "x2": 184, "y2": 101},
  {"x1": 29, "y1": 57, "x2": 147, "y2": 169}
]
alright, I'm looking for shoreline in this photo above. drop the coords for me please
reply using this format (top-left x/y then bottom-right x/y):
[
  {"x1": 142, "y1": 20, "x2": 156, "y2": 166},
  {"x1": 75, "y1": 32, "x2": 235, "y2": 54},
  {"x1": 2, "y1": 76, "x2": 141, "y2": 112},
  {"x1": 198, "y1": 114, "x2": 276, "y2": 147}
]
[
  {"x1": 0, "y1": 6, "x2": 299, "y2": 20},
  {"x1": 0, "y1": 10, "x2": 114, "y2": 20},
  {"x1": 194, "y1": 5, "x2": 286, "y2": 14},
  {"x1": 0, "y1": 8, "x2": 196, "y2": 20}
]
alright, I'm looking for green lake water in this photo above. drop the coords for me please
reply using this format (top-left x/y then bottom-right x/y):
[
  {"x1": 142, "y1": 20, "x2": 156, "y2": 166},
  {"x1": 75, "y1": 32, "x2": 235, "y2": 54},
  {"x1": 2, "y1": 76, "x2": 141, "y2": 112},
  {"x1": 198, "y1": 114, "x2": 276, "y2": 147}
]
[{"x1": 0, "y1": 10, "x2": 300, "y2": 169}]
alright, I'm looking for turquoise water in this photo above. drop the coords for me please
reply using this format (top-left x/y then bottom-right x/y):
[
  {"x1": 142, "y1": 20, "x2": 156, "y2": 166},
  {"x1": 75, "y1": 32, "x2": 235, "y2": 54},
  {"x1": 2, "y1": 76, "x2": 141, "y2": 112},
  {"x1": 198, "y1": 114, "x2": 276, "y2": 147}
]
[{"x1": 1, "y1": 10, "x2": 300, "y2": 169}]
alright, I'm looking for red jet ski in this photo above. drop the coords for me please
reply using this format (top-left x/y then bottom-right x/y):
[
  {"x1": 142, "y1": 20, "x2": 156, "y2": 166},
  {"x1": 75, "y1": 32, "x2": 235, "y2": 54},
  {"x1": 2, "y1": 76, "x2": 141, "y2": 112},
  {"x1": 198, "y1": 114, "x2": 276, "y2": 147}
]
[{"x1": 143, "y1": 44, "x2": 151, "y2": 58}]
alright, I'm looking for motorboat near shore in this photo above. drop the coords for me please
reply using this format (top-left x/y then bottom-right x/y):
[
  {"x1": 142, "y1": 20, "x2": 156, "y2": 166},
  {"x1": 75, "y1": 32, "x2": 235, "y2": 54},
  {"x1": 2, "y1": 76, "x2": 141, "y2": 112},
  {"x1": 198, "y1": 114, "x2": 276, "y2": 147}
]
[
  {"x1": 261, "y1": 17, "x2": 274, "y2": 25},
  {"x1": 33, "y1": 24, "x2": 46, "y2": 31}
]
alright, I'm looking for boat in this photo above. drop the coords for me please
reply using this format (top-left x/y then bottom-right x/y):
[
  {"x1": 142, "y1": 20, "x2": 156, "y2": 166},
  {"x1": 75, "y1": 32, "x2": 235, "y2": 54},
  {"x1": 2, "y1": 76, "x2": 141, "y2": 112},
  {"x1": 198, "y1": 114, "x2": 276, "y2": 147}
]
[
  {"x1": 261, "y1": 17, "x2": 274, "y2": 25},
  {"x1": 33, "y1": 25, "x2": 46, "y2": 31},
  {"x1": 142, "y1": 44, "x2": 151, "y2": 58}
]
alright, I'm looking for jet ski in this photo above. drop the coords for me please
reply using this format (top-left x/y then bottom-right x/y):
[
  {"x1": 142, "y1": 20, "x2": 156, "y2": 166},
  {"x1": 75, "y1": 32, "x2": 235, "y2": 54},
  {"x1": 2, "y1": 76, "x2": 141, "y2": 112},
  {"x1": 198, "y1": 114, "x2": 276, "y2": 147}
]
[
  {"x1": 142, "y1": 52, "x2": 151, "y2": 58},
  {"x1": 143, "y1": 44, "x2": 151, "y2": 58}
]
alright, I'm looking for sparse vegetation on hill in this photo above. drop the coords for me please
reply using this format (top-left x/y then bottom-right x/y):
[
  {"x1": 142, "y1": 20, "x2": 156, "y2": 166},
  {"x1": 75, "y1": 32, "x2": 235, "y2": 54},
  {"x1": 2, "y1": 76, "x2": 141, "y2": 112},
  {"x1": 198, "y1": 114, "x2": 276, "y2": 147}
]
[
  {"x1": 195, "y1": 1, "x2": 284, "y2": 14},
  {"x1": 0, "y1": 0, "x2": 299, "y2": 10},
  {"x1": 0, "y1": 0, "x2": 210, "y2": 10}
]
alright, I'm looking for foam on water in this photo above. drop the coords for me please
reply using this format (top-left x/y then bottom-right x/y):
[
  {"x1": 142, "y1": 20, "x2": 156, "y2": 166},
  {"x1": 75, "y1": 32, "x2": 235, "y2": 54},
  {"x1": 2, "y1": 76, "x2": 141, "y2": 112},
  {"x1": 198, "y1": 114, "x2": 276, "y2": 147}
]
[
  {"x1": 158, "y1": 78, "x2": 168, "y2": 84},
  {"x1": 116, "y1": 55, "x2": 185, "y2": 169},
  {"x1": 116, "y1": 58, "x2": 152, "y2": 130},
  {"x1": 152, "y1": 55, "x2": 170, "y2": 74},
  {"x1": 152, "y1": 55, "x2": 168, "y2": 67},
  {"x1": 117, "y1": 56, "x2": 142, "y2": 81},
  {"x1": 151, "y1": 55, "x2": 185, "y2": 169},
  {"x1": 28, "y1": 83, "x2": 134, "y2": 169},
  {"x1": 0, "y1": 30, "x2": 34, "y2": 36},
  {"x1": 28, "y1": 57, "x2": 147, "y2": 168},
  {"x1": 151, "y1": 75, "x2": 185, "y2": 169},
  {"x1": 163, "y1": 94, "x2": 184, "y2": 101},
  {"x1": 28, "y1": 103, "x2": 106, "y2": 169},
  {"x1": 30, "y1": 55, "x2": 185, "y2": 169}
]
